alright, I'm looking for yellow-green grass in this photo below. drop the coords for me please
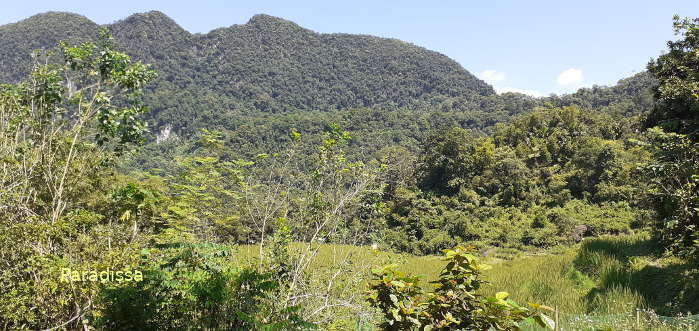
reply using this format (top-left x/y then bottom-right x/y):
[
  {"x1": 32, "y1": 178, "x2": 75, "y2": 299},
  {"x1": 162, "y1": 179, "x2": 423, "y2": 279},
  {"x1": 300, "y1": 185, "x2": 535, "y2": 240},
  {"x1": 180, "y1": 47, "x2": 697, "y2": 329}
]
[
  {"x1": 235, "y1": 242, "x2": 445, "y2": 283},
  {"x1": 232, "y1": 234, "x2": 698, "y2": 330},
  {"x1": 482, "y1": 232, "x2": 699, "y2": 330},
  {"x1": 482, "y1": 243, "x2": 650, "y2": 314},
  {"x1": 476, "y1": 233, "x2": 695, "y2": 312}
]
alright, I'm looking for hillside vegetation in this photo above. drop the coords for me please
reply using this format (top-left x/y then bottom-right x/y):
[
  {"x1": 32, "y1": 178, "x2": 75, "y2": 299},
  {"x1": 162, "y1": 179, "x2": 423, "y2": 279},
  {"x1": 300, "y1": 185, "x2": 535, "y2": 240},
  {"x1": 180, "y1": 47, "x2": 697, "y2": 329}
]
[
  {"x1": 0, "y1": 12, "x2": 491, "y2": 126},
  {"x1": 0, "y1": 11, "x2": 656, "y2": 167},
  {"x1": 0, "y1": 11, "x2": 696, "y2": 331}
]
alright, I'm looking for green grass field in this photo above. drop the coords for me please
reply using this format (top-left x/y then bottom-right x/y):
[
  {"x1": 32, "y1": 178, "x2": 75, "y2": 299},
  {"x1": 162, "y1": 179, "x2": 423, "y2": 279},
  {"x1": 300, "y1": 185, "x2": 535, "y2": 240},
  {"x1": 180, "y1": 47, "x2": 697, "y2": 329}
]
[
  {"x1": 483, "y1": 233, "x2": 698, "y2": 315},
  {"x1": 236, "y1": 233, "x2": 698, "y2": 330}
]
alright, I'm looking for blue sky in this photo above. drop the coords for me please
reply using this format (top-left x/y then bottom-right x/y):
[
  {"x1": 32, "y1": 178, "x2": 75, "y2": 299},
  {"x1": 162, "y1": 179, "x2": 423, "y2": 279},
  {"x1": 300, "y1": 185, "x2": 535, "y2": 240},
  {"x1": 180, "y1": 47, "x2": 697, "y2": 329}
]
[{"x1": 3, "y1": 1, "x2": 698, "y2": 96}]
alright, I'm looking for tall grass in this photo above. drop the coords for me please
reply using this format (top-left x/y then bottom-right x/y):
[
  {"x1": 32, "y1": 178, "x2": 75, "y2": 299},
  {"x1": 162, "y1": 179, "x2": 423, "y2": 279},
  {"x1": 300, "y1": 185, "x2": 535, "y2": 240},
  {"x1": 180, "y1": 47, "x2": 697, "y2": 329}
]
[
  {"x1": 482, "y1": 249, "x2": 591, "y2": 313},
  {"x1": 482, "y1": 233, "x2": 655, "y2": 315},
  {"x1": 482, "y1": 232, "x2": 699, "y2": 330},
  {"x1": 236, "y1": 242, "x2": 444, "y2": 281},
  {"x1": 234, "y1": 233, "x2": 698, "y2": 330}
]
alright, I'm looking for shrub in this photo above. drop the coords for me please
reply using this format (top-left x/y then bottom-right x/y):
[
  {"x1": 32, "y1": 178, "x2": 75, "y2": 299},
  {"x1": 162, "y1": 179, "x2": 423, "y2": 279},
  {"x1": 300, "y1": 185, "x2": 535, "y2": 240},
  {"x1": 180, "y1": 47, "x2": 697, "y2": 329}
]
[
  {"x1": 96, "y1": 242, "x2": 313, "y2": 330},
  {"x1": 367, "y1": 246, "x2": 554, "y2": 330}
]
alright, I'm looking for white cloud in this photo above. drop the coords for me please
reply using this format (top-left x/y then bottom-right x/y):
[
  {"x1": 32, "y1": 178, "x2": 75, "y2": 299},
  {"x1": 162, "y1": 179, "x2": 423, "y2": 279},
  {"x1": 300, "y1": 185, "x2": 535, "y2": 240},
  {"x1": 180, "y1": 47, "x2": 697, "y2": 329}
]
[
  {"x1": 495, "y1": 87, "x2": 545, "y2": 98},
  {"x1": 478, "y1": 69, "x2": 544, "y2": 97},
  {"x1": 479, "y1": 69, "x2": 505, "y2": 84},
  {"x1": 557, "y1": 68, "x2": 584, "y2": 86}
]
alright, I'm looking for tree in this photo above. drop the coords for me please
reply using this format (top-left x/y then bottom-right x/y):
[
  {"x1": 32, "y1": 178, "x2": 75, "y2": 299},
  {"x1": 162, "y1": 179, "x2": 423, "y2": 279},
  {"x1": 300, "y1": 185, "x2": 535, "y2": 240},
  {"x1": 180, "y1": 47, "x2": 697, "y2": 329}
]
[
  {"x1": 643, "y1": 128, "x2": 699, "y2": 257},
  {"x1": 418, "y1": 128, "x2": 495, "y2": 196},
  {"x1": 0, "y1": 30, "x2": 155, "y2": 329},
  {"x1": 646, "y1": 16, "x2": 699, "y2": 139},
  {"x1": 155, "y1": 124, "x2": 389, "y2": 324},
  {"x1": 643, "y1": 16, "x2": 699, "y2": 257}
]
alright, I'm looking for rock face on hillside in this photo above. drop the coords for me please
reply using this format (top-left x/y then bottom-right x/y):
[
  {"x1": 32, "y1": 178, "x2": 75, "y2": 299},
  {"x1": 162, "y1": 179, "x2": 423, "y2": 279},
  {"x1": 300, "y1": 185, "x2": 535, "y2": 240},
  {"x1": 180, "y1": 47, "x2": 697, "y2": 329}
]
[{"x1": 570, "y1": 225, "x2": 589, "y2": 242}]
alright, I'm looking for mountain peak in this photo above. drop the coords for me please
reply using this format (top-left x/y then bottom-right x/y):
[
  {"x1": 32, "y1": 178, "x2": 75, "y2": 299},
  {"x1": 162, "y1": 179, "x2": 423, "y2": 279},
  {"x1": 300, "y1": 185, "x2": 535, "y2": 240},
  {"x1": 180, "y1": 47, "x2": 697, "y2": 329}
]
[
  {"x1": 27, "y1": 11, "x2": 90, "y2": 20},
  {"x1": 247, "y1": 14, "x2": 290, "y2": 24},
  {"x1": 127, "y1": 10, "x2": 176, "y2": 23},
  {"x1": 140, "y1": 10, "x2": 169, "y2": 18},
  {"x1": 111, "y1": 10, "x2": 188, "y2": 34},
  {"x1": 245, "y1": 14, "x2": 304, "y2": 30},
  {"x1": 3, "y1": 11, "x2": 94, "y2": 28}
]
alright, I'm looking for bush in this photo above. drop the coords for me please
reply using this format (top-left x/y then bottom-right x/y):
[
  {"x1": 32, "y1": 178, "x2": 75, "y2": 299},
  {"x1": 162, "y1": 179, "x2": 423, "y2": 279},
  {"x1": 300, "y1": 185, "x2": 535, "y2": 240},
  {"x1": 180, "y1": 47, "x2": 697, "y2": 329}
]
[
  {"x1": 96, "y1": 242, "x2": 313, "y2": 330},
  {"x1": 367, "y1": 246, "x2": 554, "y2": 330}
]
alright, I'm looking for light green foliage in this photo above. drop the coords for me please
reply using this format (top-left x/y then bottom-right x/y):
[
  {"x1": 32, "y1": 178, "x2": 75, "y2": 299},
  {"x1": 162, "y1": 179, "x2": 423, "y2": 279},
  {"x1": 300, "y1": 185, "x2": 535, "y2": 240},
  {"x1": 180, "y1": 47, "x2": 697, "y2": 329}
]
[
  {"x1": 111, "y1": 179, "x2": 165, "y2": 241},
  {"x1": 263, "y1": 217, "x2": 294, "y2": 280},
  {"x1": 144, "y1": 123, "x2": 389, "y2": 325},
  {"x1": 368, "y1": 246, "x2": 553, "y2": 330},
  {"x1": 0, "y1": 31, "x2": 155, "y2": 329},
  {"x1": 162, "y1": 129, "x2": 251, "y2": 243},
  {"x1": 381, "y1": 105, "x2": 651, "y2": 254},
  {"x1": 547, "y1": 200, "x2": 640, "y2": 236}
]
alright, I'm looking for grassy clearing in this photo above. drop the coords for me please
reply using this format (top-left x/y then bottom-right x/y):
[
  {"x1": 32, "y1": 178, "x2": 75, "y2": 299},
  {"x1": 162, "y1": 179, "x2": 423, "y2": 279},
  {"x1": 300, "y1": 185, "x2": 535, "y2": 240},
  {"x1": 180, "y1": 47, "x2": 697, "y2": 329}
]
[
  {"x1": 482, "y1": 232, "x2": 698, "y2": 313},
  {"x1": 482, "y1": 232, "x2": 699, "y2": 330},
  {"x1": 235, "y1": 233, "x2": 698, "y2": 330},
  {"x1": 481, "y1": 240, "x2": 650, "y2": 316},
  {"x1": 236, "y1": 242, "x2": 446, "y2": 283}
]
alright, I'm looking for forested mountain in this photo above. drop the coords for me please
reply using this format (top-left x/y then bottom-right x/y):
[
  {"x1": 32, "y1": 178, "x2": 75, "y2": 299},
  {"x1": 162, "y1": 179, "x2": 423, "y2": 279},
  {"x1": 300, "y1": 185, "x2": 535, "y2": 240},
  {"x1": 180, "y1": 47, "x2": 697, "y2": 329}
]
[
  {"x1": 0, "y1": 11, "x2": 495, "y2": 132},
  {"x1": 1, "y1": 9, "x2": 696, "y2": 330},
  {"x1": 0, "y1": 11, "x2": 655, "y2": 149},
  {"x1": 0, "y1": 11, "x2": 661, "y2": 186},
  {"x1": 0, "y1": 12, "x2": 99, "y2": 75},
  {"x1": 551, "y1": 71, "x2": 656, "y2": 117}
]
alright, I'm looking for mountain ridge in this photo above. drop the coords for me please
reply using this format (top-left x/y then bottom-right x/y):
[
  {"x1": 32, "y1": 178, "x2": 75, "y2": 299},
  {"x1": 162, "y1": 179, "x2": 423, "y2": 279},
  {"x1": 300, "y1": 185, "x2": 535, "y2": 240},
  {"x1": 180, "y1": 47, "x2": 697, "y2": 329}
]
[
  {"x1": 0, "y1": 11, "x2": 655, "y2": 165},
  {"x1": 0, "y1": 11, "x2": 495, "y2": 125}
]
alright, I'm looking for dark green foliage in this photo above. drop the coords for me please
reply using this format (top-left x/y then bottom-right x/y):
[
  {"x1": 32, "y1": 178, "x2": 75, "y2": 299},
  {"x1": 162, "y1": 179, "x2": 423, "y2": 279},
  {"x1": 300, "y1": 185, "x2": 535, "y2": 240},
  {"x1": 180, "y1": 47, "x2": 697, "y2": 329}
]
[
  {"x1": 551, "y1": 72, "x2": 656, "y2": 118},
  {"x1": 642, "y1": 16, "x2": 699, "y2": 258},
  {"x1": 646, "y1": 16, "x2": 699, "y2": 138},
  {"x1": 417, "y1": 128, "x2": 494, "y2": 196},
  {"x1": 642, "y1": 129, "x2": 699, "y2": 257},
  {"x1": 0, "y1": 11, "x2": 659, "y2": 173},
  {"x1": 379, "y1": 105, "x2": 651, "y2": 254},
  {"x1": 0, "y1": 12, "x2": 493, "y2": 130},
  {"x1": 97, "y1": 243, "x2": 313, "y2": 330},
  {"x1": 0, "y1": 12, "x2": 99, "y2": 81}
]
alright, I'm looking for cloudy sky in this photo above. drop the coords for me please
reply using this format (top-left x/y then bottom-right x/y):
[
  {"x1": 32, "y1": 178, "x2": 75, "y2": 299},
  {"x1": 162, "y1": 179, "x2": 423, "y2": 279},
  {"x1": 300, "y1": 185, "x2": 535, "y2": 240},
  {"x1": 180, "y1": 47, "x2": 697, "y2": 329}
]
[{"x1": 3, "y1": 0, "x2": 698, "y2": 96}]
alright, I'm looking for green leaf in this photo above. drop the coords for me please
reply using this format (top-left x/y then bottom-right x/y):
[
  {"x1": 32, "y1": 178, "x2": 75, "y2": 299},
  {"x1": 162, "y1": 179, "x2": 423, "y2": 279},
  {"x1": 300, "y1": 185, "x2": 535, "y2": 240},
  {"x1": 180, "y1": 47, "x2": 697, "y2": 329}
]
[
  {"x1": 391, "y1": 280, "x2": 406, "y2": 288},
  {"x1": 389, "y1": 294, "x2": 399, "y2": 305},
  {"x1": 391, "y1": 308, "x2": 402, "y2": 322},
  {"x1": 289, "y1": 130, "x2": 302, "y2": 142},
  {"x1": 533, "y1": 313, "x2": 555, "y2": 330}
]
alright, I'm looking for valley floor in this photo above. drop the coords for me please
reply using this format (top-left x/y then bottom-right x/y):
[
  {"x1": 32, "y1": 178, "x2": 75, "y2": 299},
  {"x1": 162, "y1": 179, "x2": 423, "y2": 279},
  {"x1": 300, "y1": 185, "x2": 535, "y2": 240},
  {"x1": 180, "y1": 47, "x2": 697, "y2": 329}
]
[{"x1": 241, "y1": 233, "x2": 698, "y2": 330}]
